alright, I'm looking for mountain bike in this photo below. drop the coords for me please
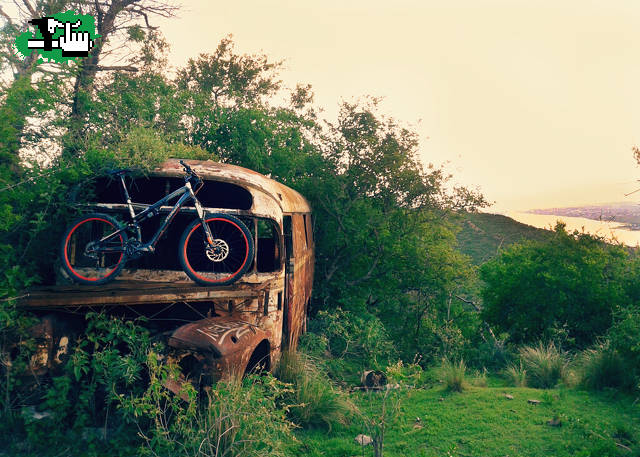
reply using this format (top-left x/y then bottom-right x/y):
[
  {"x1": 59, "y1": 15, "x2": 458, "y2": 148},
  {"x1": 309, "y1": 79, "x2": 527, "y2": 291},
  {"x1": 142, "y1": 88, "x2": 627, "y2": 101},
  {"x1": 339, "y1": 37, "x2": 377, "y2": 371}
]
[{"x1": 60, "y1": 161, "x2": 254, "y2": 286}]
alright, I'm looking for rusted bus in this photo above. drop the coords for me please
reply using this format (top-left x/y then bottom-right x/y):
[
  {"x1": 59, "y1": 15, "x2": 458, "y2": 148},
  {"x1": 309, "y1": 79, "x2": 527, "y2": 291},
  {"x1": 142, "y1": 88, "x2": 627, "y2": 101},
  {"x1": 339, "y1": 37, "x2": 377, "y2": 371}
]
[{"x1": 19, "y1": 159, "x2": 315, "y2": 388}]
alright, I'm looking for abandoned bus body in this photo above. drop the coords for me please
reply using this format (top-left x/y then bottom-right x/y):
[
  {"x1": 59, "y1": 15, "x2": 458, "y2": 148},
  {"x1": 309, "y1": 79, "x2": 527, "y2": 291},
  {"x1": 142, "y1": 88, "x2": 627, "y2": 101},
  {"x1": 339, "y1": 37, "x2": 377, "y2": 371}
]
[{"x1": 19, "y1": 159, "x2": 314, "y2": 388}]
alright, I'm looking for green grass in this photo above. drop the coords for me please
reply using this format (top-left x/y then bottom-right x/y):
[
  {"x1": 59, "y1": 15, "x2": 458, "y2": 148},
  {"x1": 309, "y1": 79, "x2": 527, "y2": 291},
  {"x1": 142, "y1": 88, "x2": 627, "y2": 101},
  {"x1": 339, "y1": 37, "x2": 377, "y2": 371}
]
[{"x1": 295, "y1": 384, "x2": 640, "y2": 457}]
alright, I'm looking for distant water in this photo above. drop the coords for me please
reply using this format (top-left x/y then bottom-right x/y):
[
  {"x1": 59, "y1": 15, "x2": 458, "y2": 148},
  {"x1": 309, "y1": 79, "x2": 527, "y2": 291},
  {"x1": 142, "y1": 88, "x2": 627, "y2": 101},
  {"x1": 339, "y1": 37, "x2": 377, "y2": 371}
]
[{"x1": 501, "y1": 211, "x2": 640, "y2": 247}]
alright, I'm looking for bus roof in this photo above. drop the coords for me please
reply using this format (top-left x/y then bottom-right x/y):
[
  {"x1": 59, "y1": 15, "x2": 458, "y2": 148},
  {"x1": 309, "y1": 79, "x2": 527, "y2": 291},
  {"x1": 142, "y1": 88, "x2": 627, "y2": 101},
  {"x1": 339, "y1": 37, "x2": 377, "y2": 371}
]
[{"x1": 153, "y1": 159, "x2": 312, "y2": 214}]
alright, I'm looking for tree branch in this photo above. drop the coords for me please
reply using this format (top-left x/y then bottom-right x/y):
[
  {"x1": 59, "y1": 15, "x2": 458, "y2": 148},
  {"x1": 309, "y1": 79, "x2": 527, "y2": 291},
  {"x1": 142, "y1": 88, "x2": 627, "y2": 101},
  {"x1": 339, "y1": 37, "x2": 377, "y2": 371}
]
[
  {"x1": 0, "y1": 6, "x2": 12, "y2": 24},
  {"x1": 21, "y1": 0, "x2": 36, "y2": 17},
  {"x1": 94, "y1": 64, "x2": 139, "y2": 72}
]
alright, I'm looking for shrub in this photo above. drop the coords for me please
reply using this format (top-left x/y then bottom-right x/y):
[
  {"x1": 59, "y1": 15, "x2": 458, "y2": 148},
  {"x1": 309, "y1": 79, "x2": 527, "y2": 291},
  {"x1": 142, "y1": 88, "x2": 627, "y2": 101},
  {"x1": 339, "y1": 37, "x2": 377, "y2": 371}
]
[
  {"x1": 471, "y1": 368, "x2": 488, "y2": 387},
  {"x1": 305, "y1": 309, "x2": 395, "y2": 367},
  {"x1": 504, "y1": 362, "x2": 527, "y2": 387},
  {"x1": 180, "y1": 377, "x2": 294, "y2": 457},
  {"x1": 302, "y1": 309, "x2": 395, "y2": 383},
  {"x1": 519, "y1": 342, "x2": 567, "y2": 389},
  {"x1": 480, "y1": 225, "x2": 631, "y2": 348},
  {"x1": 578, "y1": 344, "x2": 636, "y2": 391},
  {"x1": 275, "y1": 350, "x2": 355, "y2": 430},
  {"x1": 441, "y1": 359, "x2": 467, "y2": 392},
  {"x1": 463, "y1": 337, "x2": 514, "y2": 371},
  {"x1": 127, "y1": 373, "x2": 294, "y2": 457},
  {"x1": 385, "y1": 360, "x2": 424, "y2": 386},
  {"x1": 607, "y1": 306, "x2": 640, "y2": 389}
]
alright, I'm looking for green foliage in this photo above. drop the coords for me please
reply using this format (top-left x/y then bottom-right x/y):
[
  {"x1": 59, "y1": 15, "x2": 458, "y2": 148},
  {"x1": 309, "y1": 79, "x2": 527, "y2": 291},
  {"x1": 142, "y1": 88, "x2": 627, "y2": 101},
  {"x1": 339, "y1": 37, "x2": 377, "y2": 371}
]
[
  {"x1": 607, "y1": 306, "x2": 640, "y2": 387},
  {"x1": 109, "y1": 126, "x2": 212, "y2": 171},
  {"x1": 304, "y1": 309, "x2": 395, "y2": 372},
  {"x1": 504, "y1": 362, "x2": 528, "y2": 387},
  {"x1": 40, "y1": 314, "x2": 155, "y2": 435},
  {"x1": 275, "y1": 350, "x2": 355, "y2": 430},
  {"x1": 578, "y1": 344, "x2": 635, "y2": 391},
  {"x1": 177, "y1": 35, "x2": 282, "y2": 107},
  {"x1": 518, "y1": 342, "x2": 568, "y2": 389},
  {"x1": 127, "y1": 375, "x2": 293, "y2": 457},
  {"x1": 481, "y1": 224, "x2": 634, "y2": 348},
  {"x1": 188, "y1": 377, "x2": 294, "y2": 457},
  {"x1": 441, "y1": 359, "x2": 468, "y2": 392},
  {"x1": 463, "y1": 337, "x2": 514, "y2": 371},
  {"x1": 385, "y1": 360, "x2": 424, "y2": 386}
]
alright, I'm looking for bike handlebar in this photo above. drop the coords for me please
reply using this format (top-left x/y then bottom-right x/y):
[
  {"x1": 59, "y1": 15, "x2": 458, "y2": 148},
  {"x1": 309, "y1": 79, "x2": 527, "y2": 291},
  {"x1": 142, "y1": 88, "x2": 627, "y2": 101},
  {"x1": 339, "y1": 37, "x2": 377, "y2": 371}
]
[
  {"x1": 180, "y1": 160, "x2": 202, "y2": 188},
  {"x1": 179, "y1": 160, "x2": 192, "y2": 174}
]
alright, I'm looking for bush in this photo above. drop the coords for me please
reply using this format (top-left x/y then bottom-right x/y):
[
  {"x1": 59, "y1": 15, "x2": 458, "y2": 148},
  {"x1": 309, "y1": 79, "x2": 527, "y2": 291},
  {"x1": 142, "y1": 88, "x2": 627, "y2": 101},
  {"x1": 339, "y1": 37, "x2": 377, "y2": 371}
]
[
  {"x1": 504, "y1": 362, "x2": 527, "y2": 387},
  {"x1": 470, "y1": 368, "x2": 488, "y2": 387},
  {"x1": 463, "y1": 337, "x2": 514, "y2": 371},
  {"x1": 579, "y1": 344, "x2": 636, "y2": 391},
  {"x1": 519, "y1": 342, "x2": 567, "y2": 389},
  {"x1": 124, "y1": 373, "x2": 294, "y2": 457},
  {"x1": 176, "y1": 377, "x2": 295, "y2": 457},
  {"x1": 385, "y1": 360, "x2": 424, "y2": 386},
  {"x1": 441, "y1": 359, "x2": 468, "y2": 392},
  {"x1": 607, "y1": 306, "x2": 640, "y2": 390},
  {"x1": 275, "y1": 350, "x2": 355, "y2": 430},
  {"x1": 480, "y1": 225, "x2": 632, "y2": 348},
  {"x1": 302, "y1": 309, "x2": 395, "y2": 383}
]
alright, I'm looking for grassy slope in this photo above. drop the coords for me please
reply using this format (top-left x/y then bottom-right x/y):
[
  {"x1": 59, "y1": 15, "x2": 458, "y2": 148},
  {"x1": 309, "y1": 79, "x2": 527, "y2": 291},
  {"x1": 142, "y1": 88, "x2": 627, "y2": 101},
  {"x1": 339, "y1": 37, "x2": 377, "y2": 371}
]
[
  {"x1": 456, "y1": 212, "x2": 551, "y2": 265},
  {"x1": 297, "y1": 385, "x2": 640, "y2": 457}
]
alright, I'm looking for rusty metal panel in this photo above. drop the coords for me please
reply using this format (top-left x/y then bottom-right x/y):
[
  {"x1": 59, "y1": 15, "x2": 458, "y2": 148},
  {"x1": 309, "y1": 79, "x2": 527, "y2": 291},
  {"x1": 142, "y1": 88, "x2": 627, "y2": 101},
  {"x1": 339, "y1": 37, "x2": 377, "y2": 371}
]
[
  {"x1": 169, "y1": 316, "x2": 266, "y2": 357},
  {"x1": 284, "y1": 214, "x2": 312, "y2": 350},
  {"x1": 20, "y1": 281, "x2": 272, "y2": 308},
  {"x1": 168, "y1": 316, "x2": 270, "y2": 382}
]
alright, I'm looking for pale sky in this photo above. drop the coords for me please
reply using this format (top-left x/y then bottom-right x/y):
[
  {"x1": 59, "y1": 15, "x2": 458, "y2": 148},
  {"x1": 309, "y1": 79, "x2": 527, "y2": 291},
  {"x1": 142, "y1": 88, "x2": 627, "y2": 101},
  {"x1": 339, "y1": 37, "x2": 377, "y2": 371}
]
[
  {"x1": 155, "y1": 0, "x2": 640, "y2": 212},
  {"x1": 45, "y1": 1, "x2": 640, "y2": 211}
]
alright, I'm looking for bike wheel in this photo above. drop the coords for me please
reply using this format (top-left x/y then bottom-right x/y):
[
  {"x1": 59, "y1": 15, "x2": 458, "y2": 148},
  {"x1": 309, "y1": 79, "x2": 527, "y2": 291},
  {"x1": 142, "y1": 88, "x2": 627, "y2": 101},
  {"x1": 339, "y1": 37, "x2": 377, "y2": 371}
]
[
  {"x1": 179, "y1": 214, "x2": 254, "y2": 286},
  {"x1": 60, "y1": 213, "x2": 128, "y2": 285}
]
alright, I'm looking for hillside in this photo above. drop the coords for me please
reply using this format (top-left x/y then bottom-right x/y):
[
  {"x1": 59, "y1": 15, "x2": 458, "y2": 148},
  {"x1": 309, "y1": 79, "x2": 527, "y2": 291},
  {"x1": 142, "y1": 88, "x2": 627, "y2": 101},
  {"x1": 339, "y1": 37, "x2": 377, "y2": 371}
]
[{"x1": 456, "y1": 212, "x2": 552, "y2": 264}]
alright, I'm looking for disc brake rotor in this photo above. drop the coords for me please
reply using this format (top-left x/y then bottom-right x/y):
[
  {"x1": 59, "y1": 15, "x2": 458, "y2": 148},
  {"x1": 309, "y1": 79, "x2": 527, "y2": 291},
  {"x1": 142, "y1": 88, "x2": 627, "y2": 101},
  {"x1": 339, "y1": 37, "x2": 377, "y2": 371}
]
[{"x1": 205, "y1": 239, "x2": 229, "y2": 262}]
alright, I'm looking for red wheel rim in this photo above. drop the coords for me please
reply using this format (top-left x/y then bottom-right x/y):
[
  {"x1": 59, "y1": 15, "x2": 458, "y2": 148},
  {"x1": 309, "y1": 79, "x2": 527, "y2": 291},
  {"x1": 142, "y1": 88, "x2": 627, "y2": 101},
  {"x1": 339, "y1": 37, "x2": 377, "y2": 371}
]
[
  {"x1": 183, "y1": 217, "x2": 250, "y2": 283},
  {"x1": 63, "y1": 218, "x2": 124, "y2": 281}
]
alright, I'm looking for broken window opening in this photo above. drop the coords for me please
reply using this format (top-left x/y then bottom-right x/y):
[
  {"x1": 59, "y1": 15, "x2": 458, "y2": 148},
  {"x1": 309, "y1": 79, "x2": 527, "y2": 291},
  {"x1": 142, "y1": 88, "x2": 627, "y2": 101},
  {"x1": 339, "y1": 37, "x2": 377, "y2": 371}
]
[
  {"x1": 255, "y1": 218, "x2": 281, "y2": 273},
  {"x1": 92, "y1": 176, "x2": 253, "y2": 210}
]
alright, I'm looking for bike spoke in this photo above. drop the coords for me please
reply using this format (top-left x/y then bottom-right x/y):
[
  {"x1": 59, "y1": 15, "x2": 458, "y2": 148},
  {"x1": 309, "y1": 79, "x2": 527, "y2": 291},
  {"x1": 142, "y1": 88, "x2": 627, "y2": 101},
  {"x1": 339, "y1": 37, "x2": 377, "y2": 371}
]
[{"x1": 183, "y1": 217, "x2": 251, "y2": 283}]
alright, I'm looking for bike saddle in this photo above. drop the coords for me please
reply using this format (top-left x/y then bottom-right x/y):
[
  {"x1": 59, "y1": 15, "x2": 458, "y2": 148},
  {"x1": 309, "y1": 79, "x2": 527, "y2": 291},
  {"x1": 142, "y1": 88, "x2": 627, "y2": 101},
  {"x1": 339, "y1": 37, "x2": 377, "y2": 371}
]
[{"x1": 105, "y1": 168, "x2": 133, "y2": 176}]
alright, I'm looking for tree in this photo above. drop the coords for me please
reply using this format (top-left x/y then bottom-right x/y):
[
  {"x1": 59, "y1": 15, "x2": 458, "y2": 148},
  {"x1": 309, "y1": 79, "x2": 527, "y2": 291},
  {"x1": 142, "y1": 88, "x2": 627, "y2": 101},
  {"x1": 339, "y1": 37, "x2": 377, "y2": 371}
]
[
  {"x1": 0, "y1": 0, "x2": 179, "y2": 161},
  {"x1": 294, "y1": 99, "x2": 486, "y2": 361},
  {"x1": 480, "y1": 223, "x2": 633, "y2": 348}
]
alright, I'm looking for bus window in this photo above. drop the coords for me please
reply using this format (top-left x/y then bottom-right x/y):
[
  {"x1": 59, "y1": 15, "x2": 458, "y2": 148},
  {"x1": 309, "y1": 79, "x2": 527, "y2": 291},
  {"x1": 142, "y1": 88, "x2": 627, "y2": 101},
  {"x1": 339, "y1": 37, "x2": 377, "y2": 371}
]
[
  {"x1": 303, "y1": 214, "x2": 309, "y2": 248},
  {"x1": 256, "y1": 218, "x2": 281, "y2": 272},
  {"x1": 305, "y1": 214, "x2": 313, "y2": 246}
]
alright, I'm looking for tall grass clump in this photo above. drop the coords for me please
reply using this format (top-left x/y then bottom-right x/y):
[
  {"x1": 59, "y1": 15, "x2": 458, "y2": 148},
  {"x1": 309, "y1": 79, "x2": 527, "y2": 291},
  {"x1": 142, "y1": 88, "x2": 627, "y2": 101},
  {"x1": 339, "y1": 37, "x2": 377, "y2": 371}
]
[
  {"x1": 441, "y1": 359, "x2": 468, "y2": 392},
  {"x1": 504, "y1": 362, "x2": 528, "y2": 387},
  {"x1": 185, "y1": 378, "x2": 294, "y2": 457},
  {"x1": 519, "y1": 342, "x2": 567, "y2": 389},
  {"x1": 133, "y1": 374, "x2": 294, "y2": 457},
  {"x1": 275, "y1": 350, "x2": 355, "y2": 430},
  {"x1": 578, "y1": 344, "x2": 636, "y2": 391}
]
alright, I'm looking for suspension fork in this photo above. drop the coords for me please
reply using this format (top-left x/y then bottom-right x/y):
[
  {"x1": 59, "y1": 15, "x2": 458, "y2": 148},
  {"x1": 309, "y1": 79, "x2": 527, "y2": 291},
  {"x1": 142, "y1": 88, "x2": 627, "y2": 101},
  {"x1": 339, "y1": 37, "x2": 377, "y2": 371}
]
[{"x1": 188, "y1": 183, "x2": 215, "y2": 246}]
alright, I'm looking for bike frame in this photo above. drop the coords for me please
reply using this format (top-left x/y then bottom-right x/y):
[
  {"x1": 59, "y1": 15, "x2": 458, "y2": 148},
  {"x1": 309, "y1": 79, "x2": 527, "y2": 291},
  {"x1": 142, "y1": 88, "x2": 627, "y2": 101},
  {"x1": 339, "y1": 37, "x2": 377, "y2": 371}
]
[{"x1": 96, "y1": 174, "x2": 215, "y2": 254}]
